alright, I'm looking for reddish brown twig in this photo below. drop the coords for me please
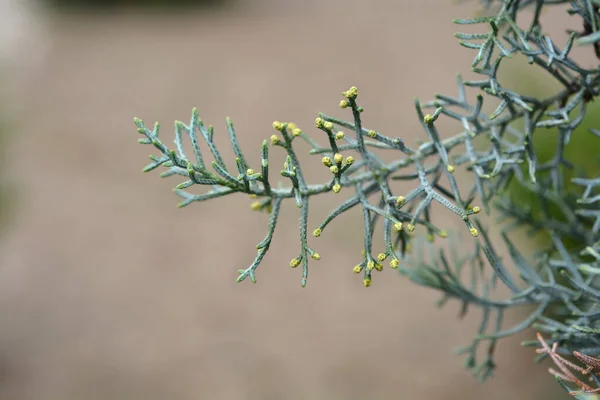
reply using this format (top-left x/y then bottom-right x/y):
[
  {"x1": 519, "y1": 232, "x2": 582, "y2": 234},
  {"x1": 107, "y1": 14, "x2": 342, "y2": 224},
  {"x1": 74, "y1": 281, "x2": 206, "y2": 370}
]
[
  {"x1": 573, "y1": 351, "x2": 600, "y2": 376},
  {"x1": 536, "y1": 332, "x2": 600, "y2": 396}
]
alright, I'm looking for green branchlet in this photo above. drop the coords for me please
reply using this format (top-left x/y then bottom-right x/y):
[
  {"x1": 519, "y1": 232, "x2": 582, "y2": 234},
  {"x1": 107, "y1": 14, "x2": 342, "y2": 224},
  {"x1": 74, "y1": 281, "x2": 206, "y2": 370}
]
[{"x1": 133, "y1": 0, "x2": 600, "y2": 393}]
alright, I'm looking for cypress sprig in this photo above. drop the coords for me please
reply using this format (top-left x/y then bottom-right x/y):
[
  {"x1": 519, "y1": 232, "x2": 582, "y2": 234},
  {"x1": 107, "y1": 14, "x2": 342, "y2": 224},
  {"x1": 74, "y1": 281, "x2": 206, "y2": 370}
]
[{"x1": 134, "y1": 0, "x2": 600, "y2": 389}]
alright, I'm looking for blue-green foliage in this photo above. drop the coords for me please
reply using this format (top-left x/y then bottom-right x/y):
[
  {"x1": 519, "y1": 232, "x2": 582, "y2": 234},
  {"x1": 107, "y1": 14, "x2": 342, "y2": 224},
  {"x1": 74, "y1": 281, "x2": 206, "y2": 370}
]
[{"x1": 134, "y1": 0, "x2": 600, "y2": 395}]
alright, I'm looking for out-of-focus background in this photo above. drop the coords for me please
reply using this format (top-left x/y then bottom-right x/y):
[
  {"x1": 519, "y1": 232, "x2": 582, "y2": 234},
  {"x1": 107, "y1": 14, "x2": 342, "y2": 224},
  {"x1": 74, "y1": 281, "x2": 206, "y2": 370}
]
[{"x1": 0, "y1": 0, "x2": 589, "y2": 399}]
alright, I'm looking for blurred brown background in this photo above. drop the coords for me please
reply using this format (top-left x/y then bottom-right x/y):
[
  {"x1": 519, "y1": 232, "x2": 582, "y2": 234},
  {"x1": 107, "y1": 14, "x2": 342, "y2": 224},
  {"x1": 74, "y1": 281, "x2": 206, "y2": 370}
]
[{"x1": 0, "y1": 0, "x2": 569, "y2": 399}]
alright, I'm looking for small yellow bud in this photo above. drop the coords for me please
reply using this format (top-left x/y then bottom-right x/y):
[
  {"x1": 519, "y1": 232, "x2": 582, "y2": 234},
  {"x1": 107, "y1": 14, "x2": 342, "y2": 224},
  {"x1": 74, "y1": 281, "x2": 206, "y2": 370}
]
[
  {"x1": 394, "y1": 222, "x2": 403, "y2": 231},
  {"x1": 250, "y1": 201, "x2": 261, "y2": 210},
  {"x1": 270, "y1": 135, "x2": 280, "y2": 145},
  {"x1": 407, "y1": 224, "x2": 415, "y2": 232},
  {"x1": 330, "y1": 165, "x2": 339, "y2": 174},
  {"x1": 246, "y1": 168, "x2": 255, "y2": 176},
  {"x1": 312, "y1": 253, "x2": 321, "y2": 260},
  {"x1": 287, "y1": 122, "x2": 297, "y2": 131},
  {"x1": 353, "y1": 265, "x2": 362, "y2": 274},
  {"x1": 272, "y1": 121, "x2": 284, "y2": 131},
  {"x1": 340, "y1": 100, "x2": 348, "y2": 108},
  {"x1": 315, "y1": 117, "x2": 324, "y2": 128},
  {"x1": 292, "y1": 128, "x2": 302, "y2": 136},
  {"x1": 368, "y1": 130, "x2": 377, "y2": 138},
  {"x1": 396, "y1": 196, "x2": 406, "y2": 206},
  {"x1": 469, "y1": 228, "x2": 479, "y2": 237},
  {"x1": 472, "y1": 206, "x2": 481, "y2": 214},
  {"x1": 424, "y1": 114, "x2": 434, "y2": 124},
  {"x1": 322, "y1": 156, "x2": 332, "y2": 167},
  {"x1": 447, "y1": 165, "x2": 455, "y2": 173},
  {"x1": 363, "y1": 278, "x2": 371, "y2": 287},
  {"x1": 290, "y1": 258, "x2": 300, "y2": 268},
  {"x1": 249, "y1": 194, "x2": 257, "y2": 198},
  {"x1": 313, "y1": 228, "x2": 322, "y2": 237},
  {"x1": 377, "y1": 253, "x2": 386, "y2": 262},
  {"x1": 345, "y1": 156, "x2": 355, "y2": 165},
  {"x1": 343, "y1": 86, "x2": 358, "y2": 99},
  {"x1": 367, "y1": 261, "x2": 375, "y2": 270},
  {"x1": 440, "y1": 230, "x2": 448, "y2": 238},
  {"x1": 361, "y1": 250, "x2": 366, "y2": 257},
  {"x1": 335, "y1": 131, "x2": 345, "y2": 140},
  {"x1": 428, "y1": 234, "x2": 435, "y2": 242},
  {"x1": 323, "y1": 121, "x2": 334, "y2": 130},
  {"x1": 333, "y1": 184, "x2": 341, "y2": 193},
  {"x1": 375, "y1": 263, "x2": 383, "y2": 271},
  {"x1": 334, "y1": 153, "x2": 343, "y2": 164},
  {"x1": 389, "y1": 259, "x2": 399, "y2": 269}
]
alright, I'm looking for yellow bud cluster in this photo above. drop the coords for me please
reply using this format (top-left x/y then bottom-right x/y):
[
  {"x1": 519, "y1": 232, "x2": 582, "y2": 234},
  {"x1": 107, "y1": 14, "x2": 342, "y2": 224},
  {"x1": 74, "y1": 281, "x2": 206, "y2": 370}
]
[
  {"x1": 272, "y1": 121, "x2": 284, "y2": 131},
  {"x1": 342, "y1": 86, "x2": 358, "y2": 99}
]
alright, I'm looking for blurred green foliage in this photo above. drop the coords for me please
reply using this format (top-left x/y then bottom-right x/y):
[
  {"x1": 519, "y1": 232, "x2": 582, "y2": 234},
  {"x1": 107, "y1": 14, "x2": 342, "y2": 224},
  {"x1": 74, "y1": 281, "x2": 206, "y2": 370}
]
[
  {"x1": 496, "y1": 58, "x2": 600, "y2": 254},
  {"x1": 495, "y1": 58, "x2": 599, "y2": 327}
]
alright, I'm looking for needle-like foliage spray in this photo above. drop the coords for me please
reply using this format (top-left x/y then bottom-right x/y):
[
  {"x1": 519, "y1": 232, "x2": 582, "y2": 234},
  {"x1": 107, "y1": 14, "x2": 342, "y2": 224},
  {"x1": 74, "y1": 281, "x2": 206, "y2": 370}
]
[{"x1": 134, "y1": 0, "x2": 600, "y2": 395}]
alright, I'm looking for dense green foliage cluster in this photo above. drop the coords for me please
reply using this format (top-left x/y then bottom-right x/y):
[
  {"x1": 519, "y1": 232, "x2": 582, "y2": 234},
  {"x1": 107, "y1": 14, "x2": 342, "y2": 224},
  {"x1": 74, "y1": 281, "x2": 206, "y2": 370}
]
[{"x1": 134, "y1": 1, "x2": 600, "y2": 397}]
